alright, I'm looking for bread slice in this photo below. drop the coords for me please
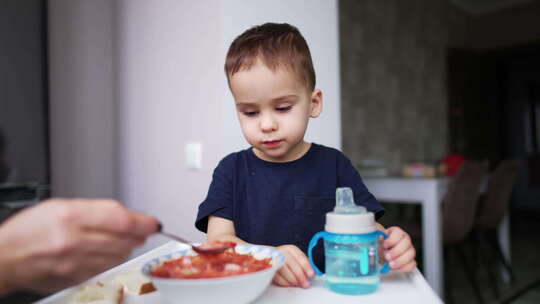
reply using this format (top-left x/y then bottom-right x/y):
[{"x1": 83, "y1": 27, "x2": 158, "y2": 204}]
[
  {"x1": 112, "y1": 271, "x2": 156, "y2": 295},
  {"x1": 71, "y1": 281, "x2": 123, "y2": 304}
]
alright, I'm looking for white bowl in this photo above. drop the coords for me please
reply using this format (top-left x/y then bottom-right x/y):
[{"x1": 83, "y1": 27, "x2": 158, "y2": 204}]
[{"x1": 142, "y1": 244, "x2": 285, "y2": 304}]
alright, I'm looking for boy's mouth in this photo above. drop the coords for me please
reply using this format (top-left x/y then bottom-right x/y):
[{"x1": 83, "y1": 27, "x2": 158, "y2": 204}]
[{"x1": 262, "y1": 140, "x2": 283, "y2": 148}]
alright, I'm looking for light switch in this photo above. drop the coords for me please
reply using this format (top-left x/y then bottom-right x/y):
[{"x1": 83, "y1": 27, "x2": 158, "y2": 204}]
[{"x1": 185, "y1": 142, "x2": 202, "y2": 170}]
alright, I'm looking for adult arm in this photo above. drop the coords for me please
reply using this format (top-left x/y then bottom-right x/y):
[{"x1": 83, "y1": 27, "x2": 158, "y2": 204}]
[{"x1": 0, "y1": 198, "x2": 159, "y2": 295}]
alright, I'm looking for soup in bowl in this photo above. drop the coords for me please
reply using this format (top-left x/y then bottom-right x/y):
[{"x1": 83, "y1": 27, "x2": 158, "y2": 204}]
[{"x1": 142, "y1": 244, "x2": 285, "y2": 304}]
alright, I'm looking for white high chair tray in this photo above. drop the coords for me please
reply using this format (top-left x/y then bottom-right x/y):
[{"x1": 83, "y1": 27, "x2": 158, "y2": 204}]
[{"x1": 37, "y1": 241, "x2": 442, "y2": 304}]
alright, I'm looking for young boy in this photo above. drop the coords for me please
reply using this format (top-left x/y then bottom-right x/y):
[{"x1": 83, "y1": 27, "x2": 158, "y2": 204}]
[{"x1": 195, "y1": 23, "x2": 416, "y2": 288}]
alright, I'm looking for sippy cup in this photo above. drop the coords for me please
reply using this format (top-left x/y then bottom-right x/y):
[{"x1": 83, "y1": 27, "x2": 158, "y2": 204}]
[{"x1": 308, "y1": 187, "x2": 390, "y2": 295}]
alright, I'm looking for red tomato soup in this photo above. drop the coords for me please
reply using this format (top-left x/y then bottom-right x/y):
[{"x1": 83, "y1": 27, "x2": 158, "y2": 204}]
[{"x1": 151, "y1": 249, "x2": 272, "y2": 279}]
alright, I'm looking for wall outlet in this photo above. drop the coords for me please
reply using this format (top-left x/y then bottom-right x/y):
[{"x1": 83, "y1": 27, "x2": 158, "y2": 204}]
[{"x1": 185, "y1": 142, "x2": 202, "y2": 170}]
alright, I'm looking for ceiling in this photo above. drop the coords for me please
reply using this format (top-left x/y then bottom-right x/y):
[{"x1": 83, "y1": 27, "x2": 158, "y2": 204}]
[{"x1": 449, "y1": 0, "x2": 538, "y2": 15}]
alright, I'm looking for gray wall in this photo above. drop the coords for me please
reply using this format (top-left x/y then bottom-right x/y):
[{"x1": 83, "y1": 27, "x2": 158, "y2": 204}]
[
  {"x1": 48, "y1": 0, "x2": 116, "y2": 198},
  {"x1": 339, "y1": 0, "x2": 449, "y2": 174}
]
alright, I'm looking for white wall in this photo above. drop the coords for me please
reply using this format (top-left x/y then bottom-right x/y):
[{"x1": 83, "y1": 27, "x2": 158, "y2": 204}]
[
  {"x1": 220, "y1": 0, "x2": 342, "y2": 152},
  {"x1": 116, "y1": 0, "x2": 226, "y2": 252},
  {"x1": 49, "y1": 0, "x2": 340, "y2": 256}
]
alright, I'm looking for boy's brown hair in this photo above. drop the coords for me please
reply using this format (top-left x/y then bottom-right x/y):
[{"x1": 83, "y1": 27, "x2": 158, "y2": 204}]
[{"x1": 225, "y1": 23, "x2": 316, "y2": 91}]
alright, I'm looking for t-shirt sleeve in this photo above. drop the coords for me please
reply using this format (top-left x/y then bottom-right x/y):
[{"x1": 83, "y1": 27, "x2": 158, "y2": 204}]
[
  {"x1": 195, "y1": 157, "x2": 234, "y2": 233},
  {"x1": 336, "y1": 153, "x2": 385, "y2": 220}
]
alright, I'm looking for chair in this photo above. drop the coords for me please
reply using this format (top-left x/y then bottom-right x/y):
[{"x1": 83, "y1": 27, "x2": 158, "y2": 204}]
[
  {"x1": 442, "y1": 160, "x2": 488, "y2": 245},
  {"x1": 440, "y1": 160, "x2": 488, "y2": 304},
  {"x1": 473, "y1": 159, "x2": 521, "y2": 298},
  {"x1": 398, "y1": 160, "x2": 488, "y2": 303},
  {"x1": 475, "y1": 160, "x2": 520, "y2": 231}
]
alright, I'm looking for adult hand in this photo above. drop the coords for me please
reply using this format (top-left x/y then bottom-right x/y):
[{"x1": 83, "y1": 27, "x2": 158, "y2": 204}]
[
  {"x1": 273, "y1": 244, "x2": 314, "y2": 288},
  {"x1": 0, "y1": 198, "x2": 159, "y2": 295}
]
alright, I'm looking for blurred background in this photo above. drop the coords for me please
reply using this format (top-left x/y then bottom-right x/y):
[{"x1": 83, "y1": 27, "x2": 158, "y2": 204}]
[{"x1": 1, "y1": 0, "x2": 539, "y2": 303}]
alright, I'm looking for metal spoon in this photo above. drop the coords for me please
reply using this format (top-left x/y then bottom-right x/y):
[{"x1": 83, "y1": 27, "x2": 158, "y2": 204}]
[{"x1": 157, "y1": 223, "x2": 234, "y2": 255}]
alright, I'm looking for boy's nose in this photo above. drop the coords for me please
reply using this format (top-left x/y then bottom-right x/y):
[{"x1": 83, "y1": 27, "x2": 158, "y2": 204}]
[{"x1": 260, "y1": 115, "x2": 277, "y2": 133}]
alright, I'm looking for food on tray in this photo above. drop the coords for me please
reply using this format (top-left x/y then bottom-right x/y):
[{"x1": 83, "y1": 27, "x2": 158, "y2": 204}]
[
  {"x1": 112, "y1": 270, "x2": 156, "y2": 295},
  {"x1": 71, "y1": 281, "x2": 123, "y2": 304},
  {"x1": 71, "y1": 270, "x2": 155, "y2": 304},
  {"x1": 151, "y1": 248, "x2": 272, "y2": 279}
]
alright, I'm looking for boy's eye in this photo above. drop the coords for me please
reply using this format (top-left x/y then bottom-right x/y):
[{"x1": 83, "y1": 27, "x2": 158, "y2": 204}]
[
  {"x1": 243, "y1": 111, "x2": 259, "y2": 117},
  {"x1": 276, "y1": 106, "x2": 292, "y2": 112}
]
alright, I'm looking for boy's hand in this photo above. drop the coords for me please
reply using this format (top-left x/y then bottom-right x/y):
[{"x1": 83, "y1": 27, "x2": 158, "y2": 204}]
[
  {"x1": 380, "y1": 226, "x2": 417, "y2": 272},
  {"x1": 273, "y1": 245, "x2": 314, "y2": 288}
]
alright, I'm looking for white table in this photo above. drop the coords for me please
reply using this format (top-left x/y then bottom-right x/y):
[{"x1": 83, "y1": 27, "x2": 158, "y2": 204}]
[
  {"x1": 363, "y1": 177, "x2": 511, "y2": 297},
  {"x1": 38, "y1": 241, "x2": 442, "y2": 304}
]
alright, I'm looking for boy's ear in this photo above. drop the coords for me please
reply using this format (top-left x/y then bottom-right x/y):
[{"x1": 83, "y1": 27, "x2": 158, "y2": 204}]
[{"x1": 309, "y1": 89, "x2": 323, "y2": 118}]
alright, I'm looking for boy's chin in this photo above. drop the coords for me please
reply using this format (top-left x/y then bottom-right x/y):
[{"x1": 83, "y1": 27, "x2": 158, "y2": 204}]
[
  {"x1": 255, "y1": 148, "x2": 299, "y2": 163},
  {"x1": 253, "y1": 147, "x2": 286, "y2": 161}
]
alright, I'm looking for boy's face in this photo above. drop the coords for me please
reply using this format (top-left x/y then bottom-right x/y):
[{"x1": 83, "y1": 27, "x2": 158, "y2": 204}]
[{"x1": 229, "y1": 59, "x2": 322, "y2": 162}]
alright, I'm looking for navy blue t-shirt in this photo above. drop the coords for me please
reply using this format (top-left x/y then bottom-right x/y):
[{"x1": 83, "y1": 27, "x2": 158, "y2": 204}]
[{"x1": 195, "y1": 143, "x2": 384, "y2": 270}]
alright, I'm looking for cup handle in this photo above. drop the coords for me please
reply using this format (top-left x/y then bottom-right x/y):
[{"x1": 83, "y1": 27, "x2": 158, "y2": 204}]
[
  {"x1": 308, "y1": 231, "x2": 328, "y2": 276},
  {"x1": 376, "y1": 230, "x2": 391, "y2": 274}
]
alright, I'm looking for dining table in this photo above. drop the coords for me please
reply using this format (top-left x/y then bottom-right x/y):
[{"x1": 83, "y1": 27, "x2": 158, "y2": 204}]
[
  {"x1": 37, "y1": 241, "x2": 442, "y2": 304},
  {"x1": 363, "y1": 176, "x2": 511, "y2": 298}
]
